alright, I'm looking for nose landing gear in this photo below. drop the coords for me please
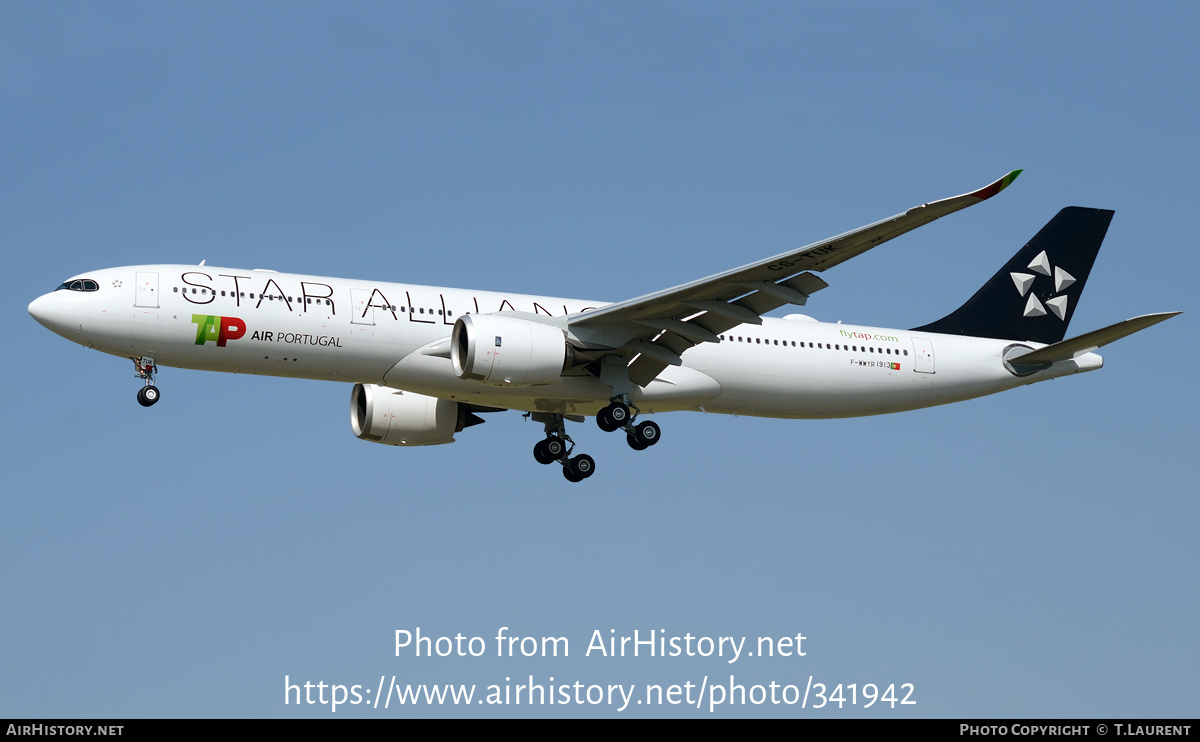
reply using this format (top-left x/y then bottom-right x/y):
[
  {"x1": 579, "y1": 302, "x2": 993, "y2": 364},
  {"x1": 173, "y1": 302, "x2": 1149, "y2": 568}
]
[{"x1": 133, "y1": 357, "x2": 160, "y2": 407}]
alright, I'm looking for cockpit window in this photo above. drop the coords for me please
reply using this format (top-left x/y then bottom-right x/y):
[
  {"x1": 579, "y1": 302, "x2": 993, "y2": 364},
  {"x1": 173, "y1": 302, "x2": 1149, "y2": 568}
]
[{"x1": 55, "y1": 279, "x2": 100, "y2": 292}]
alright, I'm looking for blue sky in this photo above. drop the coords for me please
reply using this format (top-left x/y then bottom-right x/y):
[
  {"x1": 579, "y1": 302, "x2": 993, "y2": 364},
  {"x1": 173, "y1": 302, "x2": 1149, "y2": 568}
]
[{"x1": 3, "y1": 3, "x2": 1196, "y2": 718}]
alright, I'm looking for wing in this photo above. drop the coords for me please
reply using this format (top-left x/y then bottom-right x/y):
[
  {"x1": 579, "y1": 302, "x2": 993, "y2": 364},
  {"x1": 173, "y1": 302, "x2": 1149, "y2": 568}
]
[{"x1": 568, "y1": 170, "x2": 1024, "y2": 387}]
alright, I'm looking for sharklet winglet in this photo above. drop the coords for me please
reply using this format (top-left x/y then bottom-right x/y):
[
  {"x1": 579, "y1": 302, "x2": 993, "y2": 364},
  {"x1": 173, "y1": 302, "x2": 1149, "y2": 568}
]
[{"x1": 967, "y1": 169, "x2": 1023, "y2": 202}]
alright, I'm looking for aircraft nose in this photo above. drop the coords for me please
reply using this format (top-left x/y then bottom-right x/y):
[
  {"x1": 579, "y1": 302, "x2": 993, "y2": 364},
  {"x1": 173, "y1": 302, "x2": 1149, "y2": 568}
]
[
  {"x1": 28, "y1": 293, "x2": 54, "y2": 326},
  {"x1": 28, "y1": 292, "x2": 69, "y2": 334}
]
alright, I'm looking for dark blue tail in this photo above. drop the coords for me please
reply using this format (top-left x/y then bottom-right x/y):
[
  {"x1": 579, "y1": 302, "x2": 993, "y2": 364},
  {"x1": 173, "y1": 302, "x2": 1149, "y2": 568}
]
[{"x1": 912, "y1": 207, "x2": 1113, "y2": 344}]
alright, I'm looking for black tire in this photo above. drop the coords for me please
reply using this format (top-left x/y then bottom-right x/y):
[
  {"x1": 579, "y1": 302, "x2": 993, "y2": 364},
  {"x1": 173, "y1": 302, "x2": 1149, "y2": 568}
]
[
  {"x1": 608, "y1": 402, "x2": 630, "y2": 426},
  {"x1": 627, "y1": 434, "x2": 648, "y2": 451},
  {"x1": 633, "y1": 420, "x2": 660, "y2": 447},
  {"x1": 544, "y1": 435, "x2": 566, "y2": 458},
  {"x1": 596, "y1": 407, "x2": 619, "y2": 432},
  {"x1": 533, "y1": 440, "x2": 556, "y2": 465},
  {"x1": 569, "y1": 454, "x2": 596, "y2": 479},
  {"x1": 137, "y1": 385, "x2": 160, "y2": 407},
  {"x1": 563, "y1": 466, "x2": 583, "y2": 483}
]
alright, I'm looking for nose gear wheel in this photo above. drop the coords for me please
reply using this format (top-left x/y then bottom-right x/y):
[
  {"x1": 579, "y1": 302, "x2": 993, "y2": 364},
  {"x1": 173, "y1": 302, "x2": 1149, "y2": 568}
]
[{"x1": 132, "y1": 357, "x2": 160, "y2": 407}]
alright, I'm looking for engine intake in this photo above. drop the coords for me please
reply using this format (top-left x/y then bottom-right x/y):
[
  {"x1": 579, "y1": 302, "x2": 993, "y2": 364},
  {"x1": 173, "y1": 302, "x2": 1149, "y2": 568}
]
[
  {"x1": 350, "y1": 384, "x2": 481, "y2": 446},
  {"x1": 451, "y1": 314, "x2": 571, "y2": 386}
]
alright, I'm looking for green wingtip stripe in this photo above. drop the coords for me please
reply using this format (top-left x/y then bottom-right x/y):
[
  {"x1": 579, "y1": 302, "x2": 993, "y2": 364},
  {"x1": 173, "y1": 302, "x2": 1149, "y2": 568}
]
[{"x1": 1002, "y1": 169, "x2": 1023, "y2": 190}]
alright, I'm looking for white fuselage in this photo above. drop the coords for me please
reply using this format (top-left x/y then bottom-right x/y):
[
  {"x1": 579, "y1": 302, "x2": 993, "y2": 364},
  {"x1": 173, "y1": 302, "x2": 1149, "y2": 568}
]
[{"x1": 28, "y1": 265, "x2": 1103, "y2": 419}]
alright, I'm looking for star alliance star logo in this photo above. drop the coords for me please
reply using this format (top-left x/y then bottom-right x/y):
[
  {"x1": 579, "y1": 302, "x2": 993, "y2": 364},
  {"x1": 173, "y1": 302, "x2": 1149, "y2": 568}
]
[
  {"x1": 112, "y1": 280, "x2": 123, "y2": 289},
  {"x1": 1010, "y1": 250, "x2": 1074, "y2": 320}
]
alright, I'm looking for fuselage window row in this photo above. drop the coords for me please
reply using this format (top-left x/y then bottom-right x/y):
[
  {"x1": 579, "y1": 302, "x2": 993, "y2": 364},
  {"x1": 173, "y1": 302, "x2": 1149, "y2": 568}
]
[
  {"x1": 165, "y1": 290, "x2": 912, "y2": 356},
  {"x1": 718, "y1": 334, "x2": 909, "y2": 356}
]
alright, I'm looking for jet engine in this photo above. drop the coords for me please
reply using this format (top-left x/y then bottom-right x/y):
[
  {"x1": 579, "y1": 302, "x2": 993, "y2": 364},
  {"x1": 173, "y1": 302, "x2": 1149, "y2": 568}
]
[
  {"x1": 350, "y1": 384, "x2": 482, "y2": 446},
  {"x1": 451, "y1": 314, "x2": 573, "y2": 386}
]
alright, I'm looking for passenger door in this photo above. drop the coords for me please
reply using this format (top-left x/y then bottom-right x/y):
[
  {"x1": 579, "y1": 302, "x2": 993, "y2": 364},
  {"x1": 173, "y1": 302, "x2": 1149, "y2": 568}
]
[{"x1": 135, "y1": 272, "x2": 159, "y2": 308}]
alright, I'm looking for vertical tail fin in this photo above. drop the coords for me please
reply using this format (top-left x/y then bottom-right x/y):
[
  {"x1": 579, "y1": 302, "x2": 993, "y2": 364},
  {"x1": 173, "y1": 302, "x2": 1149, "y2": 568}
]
[{"x1": 912, "y1": 207, "x2": 1113, "y2": 344}]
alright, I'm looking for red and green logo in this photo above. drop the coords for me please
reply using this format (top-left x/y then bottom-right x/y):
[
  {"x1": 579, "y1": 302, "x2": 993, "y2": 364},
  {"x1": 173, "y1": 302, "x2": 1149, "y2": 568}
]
[
  {"x1": 888, "y1": 362, "x2": 901, "y2": 370},
  {"x1": 192, "y1": 314, "x2": 247, "y2": 346}
]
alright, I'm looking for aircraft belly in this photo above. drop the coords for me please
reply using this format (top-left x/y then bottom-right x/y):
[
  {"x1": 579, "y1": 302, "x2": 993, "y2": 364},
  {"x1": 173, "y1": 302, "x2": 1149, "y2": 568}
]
[
  {"x1": 384, "y1": 348, "x2": 722, "y2": 415},
  {"x1": 691, "y1": 339, "x2": 1016, "y2": 418},
  {"x1": 387, "y1": 366, "x2": 610, "y2": 415},
  {"x1": 633, "y1": 365, "x2": 722, "y2": 411}
]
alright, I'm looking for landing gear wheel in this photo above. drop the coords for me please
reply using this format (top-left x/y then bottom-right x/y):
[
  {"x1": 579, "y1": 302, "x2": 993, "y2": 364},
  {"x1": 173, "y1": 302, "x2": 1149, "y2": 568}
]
[
  {"x1": 563, "y1": 467, "x2": 583, "y2": 483},
  {"x1": 627, "y1": 434, "x2": 648, "y2": 451},
  {"x1": 544, "y1": 435, "x2": 566, "y2": 459},
  {"x1": 596, "y1": 407, "x2": 621, "y2": 432},
  {"x1": 137, "y1": 385, "x2": 160, "y2": 407},
  {"x1": 533, "y1": 440, "x2": 556, "y2": 465},
  {"x1": 633, "y1": 420, "x2": 660, "y2": 447},
  {"x1": 607, "y1": 402, "x2": 630, "y2": 426},
  {"x1": 569, "y1": 454, "x2": 595, "y2": 479}
]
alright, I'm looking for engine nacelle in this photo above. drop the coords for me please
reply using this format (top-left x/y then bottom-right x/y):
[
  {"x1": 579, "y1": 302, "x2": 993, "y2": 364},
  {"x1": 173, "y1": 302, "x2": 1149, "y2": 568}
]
[
  {"x1": 350, "y1": 384, "x2": 479, "y2": 446},
  {"x1": 451, "y1": 314, "x2": 571, "y2": 386}
]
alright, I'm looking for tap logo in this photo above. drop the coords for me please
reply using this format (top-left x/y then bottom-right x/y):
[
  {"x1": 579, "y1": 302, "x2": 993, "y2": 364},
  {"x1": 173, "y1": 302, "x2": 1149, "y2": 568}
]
[{"x1": 192, "y1": 314, "x2": 247, "y2": 346}]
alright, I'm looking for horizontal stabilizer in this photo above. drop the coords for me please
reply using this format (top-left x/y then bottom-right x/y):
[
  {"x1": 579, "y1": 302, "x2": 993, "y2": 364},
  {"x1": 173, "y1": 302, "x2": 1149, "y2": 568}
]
[{"x1": 1007, "y1": 312, "x2": 1181, "y2": 366}]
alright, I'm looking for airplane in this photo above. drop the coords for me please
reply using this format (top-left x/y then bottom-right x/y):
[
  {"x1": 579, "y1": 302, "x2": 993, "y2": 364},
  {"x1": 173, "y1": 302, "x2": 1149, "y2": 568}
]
[{"x1": 27, "y1": 171, "x2": 1180, "y2": 482}]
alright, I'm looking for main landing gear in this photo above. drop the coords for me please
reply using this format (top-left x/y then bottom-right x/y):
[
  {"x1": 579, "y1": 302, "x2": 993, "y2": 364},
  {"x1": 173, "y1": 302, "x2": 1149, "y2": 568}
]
[
  {"x1": 527, "y1": 398, "x2": 661, "y2": 484},
  {"x1": 530, "y1": 413, "x2": 596, "y2": 483},
  {"x1": 596, "y1": 398, "x2": 661, "y2": 451},
  {"x1": 133, "y1": 356, "x2": 160, "y2": 407}
]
